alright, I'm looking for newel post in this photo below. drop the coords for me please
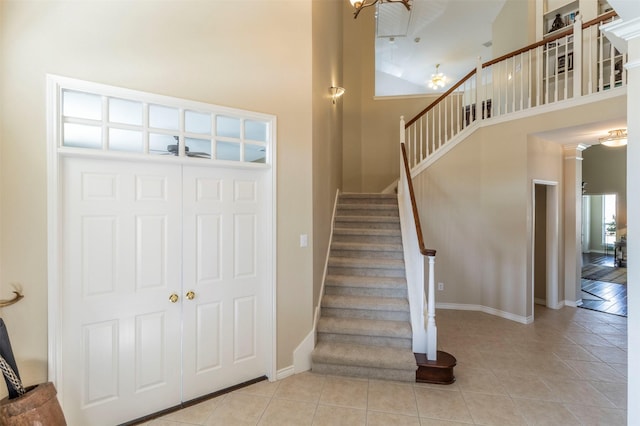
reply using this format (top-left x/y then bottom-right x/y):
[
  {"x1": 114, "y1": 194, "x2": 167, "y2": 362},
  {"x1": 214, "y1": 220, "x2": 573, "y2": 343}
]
[{"x1": 426, "y1": 255, "x2": 437, "y2": 361}]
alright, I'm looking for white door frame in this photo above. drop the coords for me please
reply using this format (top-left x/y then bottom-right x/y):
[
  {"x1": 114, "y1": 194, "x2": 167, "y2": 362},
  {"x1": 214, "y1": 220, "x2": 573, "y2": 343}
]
[
  {"x1": 46, "y1": 75, "x2": 277, "y2": 409},
  {"x1": 531, "y1": 180, "x2": 560, "y2": 316}
]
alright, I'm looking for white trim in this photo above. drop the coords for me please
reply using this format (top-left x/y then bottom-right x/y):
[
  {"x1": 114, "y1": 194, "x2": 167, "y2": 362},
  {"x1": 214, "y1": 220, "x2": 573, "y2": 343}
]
[
  {"x1": 275, "y1": 366, "x2": 295, "y2": 381},
  {"x1": 531, "y1": 180, "x2": 560, "y2": 319},
  {"x1": 436, "y1": 303, "x2": 533, "y2": 324},
  {"x1": 381, "y1": 179, "x2": 398, "y2": 194},
  {"x1": 563, "y1": 299, "x2": 581, "y2": 308},
  {"x1": 601, "y1": 16, "x2": 640, "y2": 42},
  {"x1": 292, "y1": 331, "x2": 314, "y2": 374},
  {"x1": 46, "y1": 76, "x2": 63, "y2": 394},
  {"x1": 268, "y1": 112, "x2": 278, "y2": 382}
]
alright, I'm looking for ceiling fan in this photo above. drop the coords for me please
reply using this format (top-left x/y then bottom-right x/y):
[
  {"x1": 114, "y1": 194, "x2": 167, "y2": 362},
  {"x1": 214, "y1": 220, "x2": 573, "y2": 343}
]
[{"x1": 165, "y1": 136, "x2": 211, "y2": 159}]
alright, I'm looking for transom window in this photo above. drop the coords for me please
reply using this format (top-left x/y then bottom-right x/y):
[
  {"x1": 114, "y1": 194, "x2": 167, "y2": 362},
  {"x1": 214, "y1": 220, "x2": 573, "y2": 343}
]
[{"x1": 58, "y1": 83, "x2": 272, "y2": 164}]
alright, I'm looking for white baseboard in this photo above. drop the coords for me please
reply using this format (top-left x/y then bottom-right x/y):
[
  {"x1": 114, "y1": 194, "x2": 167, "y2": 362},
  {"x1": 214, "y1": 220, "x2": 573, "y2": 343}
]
[
  {"x1": 436, "y1": 303, "x2": 532, "y2": 324},
  {"x1": 276, "y1": 365, "x2": 295, "y2": 381},
  {"x1": 564, "y1": 299, "x2": 582, "y2": 308}
]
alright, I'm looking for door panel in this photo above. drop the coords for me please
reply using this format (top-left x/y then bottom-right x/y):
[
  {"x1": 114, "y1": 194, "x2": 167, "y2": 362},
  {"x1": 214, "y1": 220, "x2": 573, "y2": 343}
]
[
  {"x1": 181, "y1": 166, "x2": 268, "y2": 400},
  {"x1": 61, "y1": 158, "x2": 183, "y2": 425}
]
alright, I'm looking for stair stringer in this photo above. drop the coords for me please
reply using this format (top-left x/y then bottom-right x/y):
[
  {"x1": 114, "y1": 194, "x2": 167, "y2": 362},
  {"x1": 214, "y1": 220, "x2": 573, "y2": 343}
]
[{"x1": 292, "y1": 188, "x2": 340, "y2": 374}]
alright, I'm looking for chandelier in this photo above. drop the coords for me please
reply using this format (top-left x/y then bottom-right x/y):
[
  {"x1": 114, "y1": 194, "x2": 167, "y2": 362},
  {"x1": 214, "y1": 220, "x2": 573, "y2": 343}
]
[
  {"x1": 429, "y1": 64, "x2": 446, "y2": 90},
  {"x1": 599, "y1": 129, "x2": 628, "y2": 147},
  {"x1": 349, "y1": 0, "x2": 411, "y2": 19}
]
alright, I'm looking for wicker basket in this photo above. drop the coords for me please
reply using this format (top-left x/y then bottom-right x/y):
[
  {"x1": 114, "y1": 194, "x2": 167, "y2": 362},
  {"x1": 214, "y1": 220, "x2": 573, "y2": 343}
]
[{"x1": 0, "y1": 382, "x2": 66, "y2": 425}]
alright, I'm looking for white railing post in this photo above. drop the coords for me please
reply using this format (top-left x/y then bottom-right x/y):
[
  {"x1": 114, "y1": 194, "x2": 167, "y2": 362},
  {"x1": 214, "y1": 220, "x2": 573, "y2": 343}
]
[
  {"x1": 426, "y1": 255, "x2": 437, "y2": 360},
  {"x1": 573, "y1": 15, "x2": 583, "y2": 98},
  {"x1": 476, "y1": 57, "x2": 483, "y2": 121}
]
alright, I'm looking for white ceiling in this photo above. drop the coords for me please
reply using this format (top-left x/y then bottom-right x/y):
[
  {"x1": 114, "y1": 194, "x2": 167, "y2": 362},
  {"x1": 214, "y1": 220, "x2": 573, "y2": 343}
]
[
  {"x1": 375, "y1": 0, "x2": 507, "y2": 97},
  {"x1": 533, "y1": 117, "x2": 628, "y2": 148}
]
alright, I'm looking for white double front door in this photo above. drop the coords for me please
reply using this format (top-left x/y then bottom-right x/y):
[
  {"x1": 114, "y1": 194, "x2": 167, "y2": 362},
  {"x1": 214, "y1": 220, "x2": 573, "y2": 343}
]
[{"x1": 59, "y1": 156, "x2": 271, "y2": 425}]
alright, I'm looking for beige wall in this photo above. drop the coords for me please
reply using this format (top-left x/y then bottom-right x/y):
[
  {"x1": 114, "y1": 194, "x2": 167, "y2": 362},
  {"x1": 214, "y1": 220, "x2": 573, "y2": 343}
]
[
  {"x1": 492, "y1": 0, "x2": 536, "y2": 58},
  {"x1": 342, "y1": 3, "x2": 437, "y2": 193},
  {"x1": 582, "y1": 144, "x2": 627, "y2": 231},
  {"x1": 412, "y1": 96, "x2": 625, "y2": 319},
  {"x1": 312, "y1": 0, "x2": 343, "y2": 307},
  {"x1": 0, "y1": 0, "x2": 317, "y2": 388},
  {"x1": 528, "y1": 135, "x2": 563, "y2": 316}
]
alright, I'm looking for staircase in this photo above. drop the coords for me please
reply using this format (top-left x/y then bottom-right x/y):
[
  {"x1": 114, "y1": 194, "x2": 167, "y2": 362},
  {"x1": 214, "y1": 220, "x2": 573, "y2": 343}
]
[{"x1": 311, "y1": 193, "x2": 417, "y2": 382}]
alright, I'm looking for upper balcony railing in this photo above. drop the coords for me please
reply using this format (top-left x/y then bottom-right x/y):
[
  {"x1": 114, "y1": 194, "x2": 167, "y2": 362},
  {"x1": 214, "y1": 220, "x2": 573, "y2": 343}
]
[{"x1": 404, "y1": 11, "x2": 624, "y2": 171}]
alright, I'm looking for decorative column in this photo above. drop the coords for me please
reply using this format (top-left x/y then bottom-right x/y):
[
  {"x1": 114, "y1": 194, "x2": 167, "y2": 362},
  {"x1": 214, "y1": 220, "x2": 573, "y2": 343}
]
[{"x1": 563, "y1": 143, "x2": 588, "y2": 306}]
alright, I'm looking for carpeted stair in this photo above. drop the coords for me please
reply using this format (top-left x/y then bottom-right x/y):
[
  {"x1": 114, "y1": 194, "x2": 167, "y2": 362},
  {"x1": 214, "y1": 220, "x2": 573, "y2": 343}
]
[{"x1": 311, "y1": 193, "x2": 417, "y2": 382}]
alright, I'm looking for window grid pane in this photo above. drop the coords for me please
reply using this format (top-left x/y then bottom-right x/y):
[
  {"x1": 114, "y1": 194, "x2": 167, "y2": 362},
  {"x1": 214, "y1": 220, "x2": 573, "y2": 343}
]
[{"x1": 60, "y1": 89, "x2": 272, "y2": 164}]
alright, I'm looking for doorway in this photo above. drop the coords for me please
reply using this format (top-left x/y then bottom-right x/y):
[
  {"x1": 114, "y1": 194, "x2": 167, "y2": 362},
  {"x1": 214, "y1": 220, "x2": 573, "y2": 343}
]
[
  {"x1": 532, "y1": 181, "x2": 559, "y2": 316},
  {"x1": 582, "y1": 194, "x2": 618, "y2": 256}
]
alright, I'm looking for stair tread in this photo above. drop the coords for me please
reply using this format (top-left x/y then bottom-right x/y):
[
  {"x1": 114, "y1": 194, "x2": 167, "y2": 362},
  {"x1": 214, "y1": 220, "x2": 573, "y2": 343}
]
[
  {"x1": 338, "y1": 204, "x2": 398, "y2": 210},
  {"x1": 322, "y1": 294, "x2": 409, "y2": 311},
  {"x1": 312, "y1": 341, "x2": 416, "y2": 371},
  {"x1": 333, "y1": 228, "x2": 400, "y2": 236},
  {"x1": 329, "y1": 257, "x2": 404, "y2": 269},
  {"x1": 340, "y1": 193, "x2": 397, "y2": 198},
  {"x1": 318, "y1": 317, "x2": 411, "y2": 338},
  {"x1": 331, "y1": 241, "x2": 403, "y2": 252},
  {"x1": 325, "y1": 275, "x2": 407, "y2": 288},
  {"x1": 335, "y1": 215, "x2": 400, "y2": 223}
]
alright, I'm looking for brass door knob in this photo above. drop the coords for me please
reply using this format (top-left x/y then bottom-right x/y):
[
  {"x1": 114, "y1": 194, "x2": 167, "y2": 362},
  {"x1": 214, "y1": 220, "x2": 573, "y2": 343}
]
[
  {"x1": 185, "y1": 291, "x2": 195, "y2": 300},
  {"x1": 169, "y1": 293, "x2": 179, "y2": 303}
]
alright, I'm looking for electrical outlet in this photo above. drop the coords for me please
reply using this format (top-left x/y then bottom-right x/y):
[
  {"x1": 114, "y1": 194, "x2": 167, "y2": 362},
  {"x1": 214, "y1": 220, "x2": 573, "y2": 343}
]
[{"x1": 438, "y1": 282, "x2": 444, "y2": 291}]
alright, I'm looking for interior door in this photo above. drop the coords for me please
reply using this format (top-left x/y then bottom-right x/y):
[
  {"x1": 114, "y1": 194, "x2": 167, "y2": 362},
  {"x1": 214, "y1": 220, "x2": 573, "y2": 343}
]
[
  {"x1": 181, "y1": 165, "x2": 269, "y2": 400},
  {"x1": 60, "y1": 158, "x2": 271, "y2": 424},
  {"x1": 61, "y1": 157, "x2": 183, "y2": 425}
]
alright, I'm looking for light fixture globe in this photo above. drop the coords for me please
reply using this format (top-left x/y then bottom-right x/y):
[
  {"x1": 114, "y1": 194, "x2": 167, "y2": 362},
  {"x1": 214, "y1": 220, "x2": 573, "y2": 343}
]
[
  {"x1": 429, "y1": 64, "x2": 446, "y2": 90},
  {"x1": 599, "y1": 129, "x2": 628, "y2": 147}
]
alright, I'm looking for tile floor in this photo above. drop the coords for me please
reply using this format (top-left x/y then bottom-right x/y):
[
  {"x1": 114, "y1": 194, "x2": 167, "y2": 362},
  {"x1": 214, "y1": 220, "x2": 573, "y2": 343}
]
[{"x1": 140, "y1": 305, "x2": 627, "y2": 425}]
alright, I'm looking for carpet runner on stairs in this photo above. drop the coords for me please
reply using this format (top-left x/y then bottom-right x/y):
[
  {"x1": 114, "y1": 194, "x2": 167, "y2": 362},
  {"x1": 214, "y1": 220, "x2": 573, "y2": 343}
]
[{"x1": 311, "y1": 193, "x2": 417, "y2": 382}]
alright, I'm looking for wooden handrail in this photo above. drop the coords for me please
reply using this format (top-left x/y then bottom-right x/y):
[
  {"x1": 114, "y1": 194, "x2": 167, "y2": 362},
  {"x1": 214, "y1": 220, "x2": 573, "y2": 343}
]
[
  {"x1": 405, "y1": 69, "x2": 476, "y2": 128},
  {"x1": 406, "y1": 11, "x2": 619, "y2": 128},
  {"x1": 401, "y1": 143, "x2": 436, "y2": 257}
]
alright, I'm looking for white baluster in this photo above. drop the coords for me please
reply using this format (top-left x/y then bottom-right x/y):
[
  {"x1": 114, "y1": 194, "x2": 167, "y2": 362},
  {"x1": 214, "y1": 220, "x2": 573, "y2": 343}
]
[{"x1": 573, "y1": 15, "x2": 582, "y2": 98}]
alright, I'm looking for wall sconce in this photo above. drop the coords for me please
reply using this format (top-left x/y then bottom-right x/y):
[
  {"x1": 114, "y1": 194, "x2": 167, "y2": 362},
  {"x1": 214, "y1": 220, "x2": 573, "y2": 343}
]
[
  {"x1": 349, "y1": 0, "x2": 411, "y2": 19},
  {"x1": 329, "y1": 86, "x2": 345, "y2": 104},
  {"x1": 599, "y1": 129, "x2": 627, "y2": 147}
]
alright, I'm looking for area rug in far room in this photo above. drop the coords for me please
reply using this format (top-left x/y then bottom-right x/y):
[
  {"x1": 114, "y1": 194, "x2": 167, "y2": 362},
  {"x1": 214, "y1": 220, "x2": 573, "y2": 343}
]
[{"x1": 581, "y1": 264, "x2": 627, "y2": 285}]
